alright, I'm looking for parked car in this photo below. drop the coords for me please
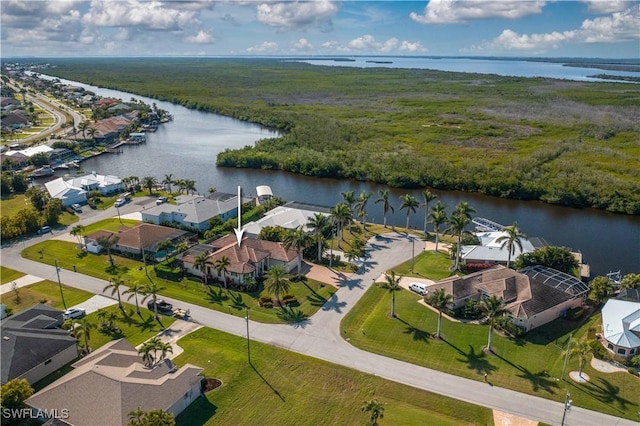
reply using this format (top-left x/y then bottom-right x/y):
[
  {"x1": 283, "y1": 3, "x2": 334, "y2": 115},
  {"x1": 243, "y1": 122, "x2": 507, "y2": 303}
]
[
  {"x1": 147, "y1": 299, "x2": 173, "y2": 312},
  {"x1": 71, "y1": 203, "x2": 82, "y2": 213},
  {"x1": 114, "y1": 198, "x2": 126, "y2": 208},
  {"x1": 408, "y1": 282, "x2": 428, "y2": 296},
  {"x1": 37, "y1": 225, "x2": 52, "y2": 235},
  {"x1": 156, "y1": 196, "x2": 167, "y2": 205},
  {"x1": 63, "y1": 307, "x2": 86, "y2": 320}
]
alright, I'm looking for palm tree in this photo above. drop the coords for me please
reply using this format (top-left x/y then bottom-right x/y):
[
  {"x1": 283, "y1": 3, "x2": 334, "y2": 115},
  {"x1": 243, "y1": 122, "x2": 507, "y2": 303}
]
[
  {"x1": 421, "y1": 190, "x2": 438, "y2": 234},
  {"x1": 140, "y1": 281, "x2": 165, "y2": 321},
  {"x1": 480, "y1": 296, "x2": 507, "y2": 353},
  {"x1": 341, "y1": 190, "x2": 356, "y2": 212},
  {"x1": 214, "y1": 255, "x2": 231, "y2": 289},
  {"x1": 96, "y1": 233, "x2": 119, "y2": 266},
  {"x1": 158, "y1": 341, "x2": 173, "y2": 362},
  {"x1": 446, "y1": 213, "x2": 472, "y2": 271},
  {"x1": 563, "y1": 340, "x2": 592, "y2": 379},
  {"x1": 123, "y1": 281, "x2": 143, "y2": 315},
  {"x1": 208, "y1": 186, "x2": 217, "y2": 195},
  {"x1": 141, "y1": 176, "x2": 157, "y2": 195},
  {"x1": 70, "y1": 224, "x2": 85, "y2": 246},
  {"x1": 282, "y1": 227, "x2": 311, "y2": 274},
  {"x1": 361, "y1": 399, "x2": 385, "y2": 426},
  {"x1": 426, "y1": 288, "x2": 453, "y2": 339},
  {"x1": 380, "y1": 271, "x2": 401, "y2": 318},
  {"x1": 156, "y1": 238, "x2": 173, "y2": 258},
  {"x1": 307, "y1": 213, "x2": 329, "y2": 263},
  {"x1": 193, "y1": 253, "x2": 210, "y2": 285},
  {"x1": 375, "y1": 189, "x2": 394, "y2": 228},
  {"x1": 354, "y1": 191, "x2": 373, "y2": 229},
  {"x1": 330, "y1": 202, "x2": 352, "y2": 244},
  {"x1": 453, "y1": 201, "x2": 476, "y2": 220},
  {"x1": 162, "y1": 174, "x2": 173, "y2": 194},
  {"x1": 87, "y1": 127, "x2": 98, "y2": 146},
  {"x1": 495, "y1": 222, "x2": 527, "y2": 269},
  {"x1": 428, "y1": 201, "x2": 448, "y2": 253},
  {"x1": 184, "y1": 179, "x2": 196, "y2": 195},
  {"x1": 138, "y1": 341, "x2": 155, "y2": 367},
  {"x1": 128, "y1": 407, "x2": 145, "y2": 424},
  {"x1": 103, "y1": 277, "x2": 125, "y2": 311},
  {"x1": 74, "y1": 318, "x2": 95, "y2": 353},
  {"x1": 264, "y1": 265, "x2": 291, "y2": 307},
  {"x1": 399, "y1": 194, "x2": 419, "y2": 230},
  {"x1": 78, "y1": 121, "x2": 89, "y2": 141},
  {"x1": 174, "y1": 178, "x2": 186, "y2": 194}
]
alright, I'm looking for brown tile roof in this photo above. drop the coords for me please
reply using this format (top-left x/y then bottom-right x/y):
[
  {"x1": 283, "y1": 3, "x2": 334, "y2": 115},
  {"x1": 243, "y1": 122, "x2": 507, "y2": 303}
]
[
  {"x1": 87, "y1": 224, "x2": 189, "y2": 251},
  {"x1": 26, "y1": 339, "x2": 203, "y2": 426}
]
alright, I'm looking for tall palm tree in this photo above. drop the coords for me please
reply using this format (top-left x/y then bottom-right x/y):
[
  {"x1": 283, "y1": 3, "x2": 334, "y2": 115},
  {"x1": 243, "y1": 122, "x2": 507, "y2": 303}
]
[
  {"x1": 421, "y1": 190, "x2": 438, "y2": 234},
  {"x1": 380, "y1": 271, "x2": 401, "y2": 318},
  {"x1": 214, "y1": 255, "x2": 231, "y2": 289},
  {"x1": 446, "y1": 213, "x2": 472, "y2": 271},
  {"x1": 141, "y1": 176, "x2": 157, "y2": 195},
  {"x1": 399, "y1": 194, "x2": 419, "y2": 230},
  {"x1": 563, "y1": 340, "x2": 592, "y2": 379},
  {"x1": 184, "y1": 179, "x2": 196, "y2": 195},
  {"x1": 156, "y1": 239, "x2": 173, "y2": 259},
  {"x1": 495, "y1": 222, "x2": 527, "y2": 269},
  {"x1": 480, "y1": 296, "x2": 507, "y2": 353},
  {"x1": 428, "y1": 201, "x2": 448, "y2": 253},
  {"x1": 158, "y1": 341, "x2": 173, "y2": 362},
  {"x1": 70, "y1": 224, "x2": 85, "y2": 246},
  {"x1": 162, "y1": 174, "x2": 173, "y2": 194},
  {"x1": 87, "y1": 127, "x2": 98, "y2": 146},
  {"x1": 78, "y1": 121, "x2": 89, "y2": 141},
  {"x1": 375, "y1": 189, "x2": 394, "y2": 228},
  {"x1": 96, "y1": 233, "x2": 119, "y2": 266},
  {"x1": 123, "y1": 281, "x2": 143, "y2": 315},
  {"x1": 330, "y1": 202, "x2": 352, "y2": 243},
  {"x1": 174, "y1": 178, "x2": 186, "y2": 194},
  {"x1": 307, "y1": 213, "x2": 329, "y2": 263},
  {"x1": 282, "y1": 226, "x2": 312, "y2": 274},
  {"x1": 354, "y1": 191, "x2": 373, "y2": 229},
  {"x1": 361, "y1": 399, "x2": 385, "y2": 426},
  {"x1": 74, "y1": 318, "x2": 95, "y2": 353},
  {"x1": 193, "y1": 253, "x2": 210, "y2": 285},
  {"x1": 426, "y1": 288, "x2": 453, "y2": 339},
  {"x1": 341, "y1": 190, "x2": 356, "y2": 213},
  {"x1": 453, "y1": 201, "x2": 476, "y2": 220},
  {"x1": 140, "y1": 281, "x2": 165, "y2": 321},
  {"x1": 264, "y1": 265, "x2": 292, "y2": 307},
  {"x1": 103, "y1": 277, "x2": 125, "y2": 311}
]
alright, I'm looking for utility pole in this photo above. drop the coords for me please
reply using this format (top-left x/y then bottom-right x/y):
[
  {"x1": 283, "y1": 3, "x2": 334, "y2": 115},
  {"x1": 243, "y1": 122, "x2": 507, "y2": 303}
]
[
  {"x1": 561, "y1": 391, "x2": 572, "y2": 426},
  {"x1": 561, "y1": 333, "x2": 573, "y2": 382},
  {"x1": 55, "y1": 260, "x2": 67, "y2": 310},
  {"x1": 411, "y1": 237, "x2": 415, "y2": 273}
]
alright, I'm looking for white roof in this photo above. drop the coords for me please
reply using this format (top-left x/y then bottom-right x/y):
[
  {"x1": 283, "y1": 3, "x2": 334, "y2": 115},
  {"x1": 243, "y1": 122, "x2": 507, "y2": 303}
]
[
  {"x1": 44, "y1": 177, "x2": 86, "y2": 200},
  {"x1": 461, "y1": 230, "x2": 535, "y2": 263},
  {"x1": 19, "y1": 145, "x2": 53, "y2": 157},
  {"x1": 602, "y1": 299, "x2": 640, "y2": 349},
  {"x1": 243, "y1": 205, "x2": 327, "y2": 235},
  {"x1": 256, "y1": 185, "x2": 273, "y2": 197},
  {"x1": 69, "y1": 173, "x2": 121, "y2": 188}
]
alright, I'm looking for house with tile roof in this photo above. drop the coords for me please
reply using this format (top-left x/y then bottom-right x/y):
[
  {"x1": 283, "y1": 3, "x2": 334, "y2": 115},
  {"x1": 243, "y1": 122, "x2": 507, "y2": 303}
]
[
  {"x1": 1, "y1": 304, "x2": 78, "y2": 385},
  {"x1": 601, "y1": 299, "x2": 640, "y2": 358},
  {"x1": 427, "y1": 265, "x2": 589, "y2": 332},
  {"x1": 180, "y1": 234, "x2": 298, "y2": 286},
  {"x1": 26, "y1": 339, "x2": 203, "y2": 426}
]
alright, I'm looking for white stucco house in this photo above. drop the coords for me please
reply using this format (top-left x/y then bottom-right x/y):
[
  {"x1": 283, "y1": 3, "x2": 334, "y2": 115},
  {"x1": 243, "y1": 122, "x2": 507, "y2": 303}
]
[
  {"x1": 460, "y1": 230, "x2": 536, "y2": 266},
  {"x1": 601, "y1": 299, "x2": 640, "y2": 358},
  {"x1": 243, "y1": 201, "x2": 331, "y2": 236},
  {"x1": 45, "y1": 172, "x2": 124, "y2": 206}
]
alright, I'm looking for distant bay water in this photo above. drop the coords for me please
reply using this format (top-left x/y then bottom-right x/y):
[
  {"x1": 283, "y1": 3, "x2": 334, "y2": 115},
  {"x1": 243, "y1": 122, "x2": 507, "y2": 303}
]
[{"x1": 291, "y1": 56, "x2": 639, "y2": 83}]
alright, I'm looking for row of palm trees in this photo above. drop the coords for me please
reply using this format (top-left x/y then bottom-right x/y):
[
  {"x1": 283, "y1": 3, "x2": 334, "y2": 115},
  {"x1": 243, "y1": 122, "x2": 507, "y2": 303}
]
[
  {"x1": 103, "y1": 276, "x2": 165, "y2": 320},
  {"x1": 138, "y1": 336, "x2": 173, "y2": 368}
]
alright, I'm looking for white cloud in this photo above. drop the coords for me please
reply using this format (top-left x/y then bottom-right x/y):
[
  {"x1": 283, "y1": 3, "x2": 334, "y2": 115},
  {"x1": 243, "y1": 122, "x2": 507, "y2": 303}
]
[
  {"x1": 466, "y1": 5, "x2": 639, "y2": 53},
  {"x1": 247, "y1": 41, "x2": 279, "y2": 53},
  {"x1": 410, "y1": 0, "x2": 546, "y2": 24},
  {"x1": 344, "y1": 35, "x2": 426, "y2": 53},
  {"x1": 82, "y1": 0, "x2": 198, "y2": 31},
  {"x1": 581, "y1": 0, "x2": 634, "y2": 14},
  {"x1": 185, "y1": 30, "x2": 215, "y2": 44},
  {"x1": 400, "y1": 41, "x2": 427, "y2": 53},
  {"x1": 292, "y1": 38, "x2": 313, "y2": 50},
  {"x1": 256, "y1": 0, "x2": 338, "y2": 31}
]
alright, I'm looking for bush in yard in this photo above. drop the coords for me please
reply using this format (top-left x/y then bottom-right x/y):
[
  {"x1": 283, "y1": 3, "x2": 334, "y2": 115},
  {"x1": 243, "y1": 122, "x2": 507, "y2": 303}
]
[
  {"x1": 564, "y1": 307, "x2": 585, "y2": 321},
  {"x1": 259, "y1": 295, "x2": 273, "y2": 308},
  {"x1": 589, "y1": 339, "x2": 611, "y2": 361},
  {"x1": 282, "y1": 294, "x2": 299, "y2": 306}
]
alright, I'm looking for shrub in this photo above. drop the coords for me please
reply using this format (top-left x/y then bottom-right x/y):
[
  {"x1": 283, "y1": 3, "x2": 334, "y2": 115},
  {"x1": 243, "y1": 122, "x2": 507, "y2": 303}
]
[
  {"x1": 627, "y1": 368, "x2": 638, "y2": 376},
  {"x1": 282, "y1": 294, "x2": 299, "y2": 306},
  {"x1": 154, "y1": 264, "x2": 181, "y2": 281},
  {"x1": 589, "y1": 339, "x2": 611, "y2": 361},
  {"x1": 495, "y1": 316, "x2": 526, "y2": 337},
  {"x1": 565, "y1": 307, "x2": 585, "y2": 321},
  {"x1": 258, "y1": 295, "x2": 274, "y2": 308}
]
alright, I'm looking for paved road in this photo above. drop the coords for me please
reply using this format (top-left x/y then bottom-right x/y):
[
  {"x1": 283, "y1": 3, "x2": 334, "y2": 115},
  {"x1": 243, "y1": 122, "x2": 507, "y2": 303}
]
[{"x1": 1, "y1": 217, "x2": 636, "y2": 426}]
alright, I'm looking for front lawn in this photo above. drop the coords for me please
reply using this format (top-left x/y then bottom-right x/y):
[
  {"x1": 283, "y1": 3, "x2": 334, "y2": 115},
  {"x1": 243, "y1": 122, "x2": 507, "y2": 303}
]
[
  {"x1": 22, "y1": 240, "x2": 336, "y2": 324},
  {"x1": 391, "y1": 248, "x2": 455, "y2": 281},
  {"x1": 0, "y1": 280, "x2": 94, "y2": 313},
  {"x1": 341, "y1": 285, "x2": 640, "y2": 420},
  {"x1": 174, "y1": 327, "x2": 495, "y2": 426},
  {"x1": 1, "y1": 266, "x2": 26, "y2": 284}
]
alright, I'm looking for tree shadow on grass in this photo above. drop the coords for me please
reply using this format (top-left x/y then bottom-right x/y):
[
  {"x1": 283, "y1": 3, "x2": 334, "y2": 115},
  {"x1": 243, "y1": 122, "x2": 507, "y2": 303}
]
[
  {"x1": 493, "y1": 352, "x2": 559, "y2": 394},
  {"x1": 277, "y1": 308, "x2": 310, "y2": 328},
  {"x1": 206, "y1": 286, "x2": 229, "y2": 305},
  {"x1": 397, "y1": 317, "x2": 431, "y2": 342},
  {"x1": 251, "y1": 363, "x2": 285, "y2": 402},
  {"x1": 572, "y1": 377, "x2": 637, "y2": 413},
  {"x1": 307, "y1": 292, "x2": 329, "y2": 307},
  {"x1": 105, "y1": 264, "x2": 130, "y2": 276},
  {"x1": 444, "y1": 340, "x2": 495, "y2": 376},
  {"x1": 229, "y1": 292, "x2": 246, "y2": 308}
]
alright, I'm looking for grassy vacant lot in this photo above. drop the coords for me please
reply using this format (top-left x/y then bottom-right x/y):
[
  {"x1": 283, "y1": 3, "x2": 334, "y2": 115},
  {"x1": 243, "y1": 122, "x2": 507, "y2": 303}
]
[
  {"x1": 41, "y1": 58, "x2": 640, "y2": 214},
  {"x1": 22, "y1": 238, "x2": 336, "y2": 324},
  {"x1": 1, "y1": 193, "x2": 78, "y2": 229},
  {"x1": 341, "y1": 285, "x2": 639, "y2": 420},
  {"x1": 1, "y1": 280, "x2": 93, "y2": 313},
  {"x1": 174, "y1": 327, "x2": 495, "y2": 426},
  {"x1": 1, "y1": 266, "x2": 26, "y2": 284}
]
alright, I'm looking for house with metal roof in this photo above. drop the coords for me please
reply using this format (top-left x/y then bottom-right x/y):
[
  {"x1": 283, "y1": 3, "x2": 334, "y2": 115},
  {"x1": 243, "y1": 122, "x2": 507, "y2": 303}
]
[
  {"x1": 243, "y1": 201, "x2": 331, "y2": 236},
  {"x1": 1, "y1": 304, "x2": 78, "y2": 385},
  {"x1": 26, "y1": 339, "x2": 203, "y2": 426},
  {"x1": 460, "y1": 230, "x2": 536, "y2": 266},
  {"x1": 428, "y1": 265, "x2": 589, "y2": 332},
  {"x1": 601, "y1": 299, "x2": 640, "y2": 358}
]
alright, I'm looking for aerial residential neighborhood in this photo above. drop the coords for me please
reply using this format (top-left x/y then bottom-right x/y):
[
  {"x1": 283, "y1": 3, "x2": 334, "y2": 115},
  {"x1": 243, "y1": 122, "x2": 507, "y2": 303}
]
[{"x1": 2, "y1": 59, "x2": 639, "y2": 426}]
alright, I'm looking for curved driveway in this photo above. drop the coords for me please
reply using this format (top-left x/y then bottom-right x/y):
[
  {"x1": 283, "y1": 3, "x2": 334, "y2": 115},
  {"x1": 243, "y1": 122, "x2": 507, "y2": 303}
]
[{"x1": 0, "y1": 214, "x2": 634, "y2": 426}]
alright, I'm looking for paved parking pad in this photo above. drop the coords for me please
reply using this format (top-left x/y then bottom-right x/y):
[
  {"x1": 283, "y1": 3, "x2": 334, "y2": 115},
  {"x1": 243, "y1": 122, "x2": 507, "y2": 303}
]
[{"x1": 68, "y1": 294, "x2": 118, "y2": 315}]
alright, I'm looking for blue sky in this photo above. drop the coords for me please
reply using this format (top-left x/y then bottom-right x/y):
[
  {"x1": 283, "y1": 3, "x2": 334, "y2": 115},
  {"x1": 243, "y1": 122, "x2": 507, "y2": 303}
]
[{"x1": 2, "y1": 1, "x2": 639, "y2": 58}]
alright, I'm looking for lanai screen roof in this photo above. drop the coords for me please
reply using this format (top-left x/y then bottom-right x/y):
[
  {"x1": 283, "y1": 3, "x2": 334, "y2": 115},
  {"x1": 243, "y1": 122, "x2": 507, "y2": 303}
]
[{"x1": 520, "y1": 265, "x2": 589, "y2": 296}]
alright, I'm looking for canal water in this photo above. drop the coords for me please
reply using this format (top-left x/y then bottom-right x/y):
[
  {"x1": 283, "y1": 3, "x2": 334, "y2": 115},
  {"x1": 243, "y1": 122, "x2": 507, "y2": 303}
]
[{"x1": 46, "y1": 76, "x2": 639, "y2": 277}]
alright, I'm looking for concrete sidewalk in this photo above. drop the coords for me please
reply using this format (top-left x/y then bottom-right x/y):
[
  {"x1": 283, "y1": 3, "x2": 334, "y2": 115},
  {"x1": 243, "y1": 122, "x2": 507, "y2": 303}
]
[
  {"x1": 136, "y1": 319, "x2": 202, "y2": 359},
  {"x1": 0, "y1": 274, "x2": 44, "y2": 295}
]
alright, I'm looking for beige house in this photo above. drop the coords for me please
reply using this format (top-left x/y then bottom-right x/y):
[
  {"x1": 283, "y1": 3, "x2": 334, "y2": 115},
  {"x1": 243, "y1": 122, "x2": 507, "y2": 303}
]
[
  {"x1": 26, "y1": 339, "x2": 203, "y2": 426},
  {"x1": 428, "y1": 265, "x2": 589, "y2": 332}
]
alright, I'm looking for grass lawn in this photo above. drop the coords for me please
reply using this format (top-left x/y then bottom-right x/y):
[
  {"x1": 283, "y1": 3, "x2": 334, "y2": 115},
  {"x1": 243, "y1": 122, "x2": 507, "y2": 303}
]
[
  {"x1": 391, "y1": 249, "x2": 456, "y2": 281},
  {"x1": 22, "y1": 240, "x2": 336, "y2": 324},
  {"x1": 341, "y1": 285, "x2": 640, "y2": 420},
  {"x1": 0, "y1": 280, "x2": 94, "y2": 313},
  {"x1": 1, "y1": 266, "x2": 26, "y2": 284},
  {"x1": 0, "y1": 193, "x2": 78, "y2": 228},
  {"x1": 174, "y1": 327, "x2": 495, "y2": 426},
  {"x1": 80, "y1": 218, "x2": 139, "y2": 234}
]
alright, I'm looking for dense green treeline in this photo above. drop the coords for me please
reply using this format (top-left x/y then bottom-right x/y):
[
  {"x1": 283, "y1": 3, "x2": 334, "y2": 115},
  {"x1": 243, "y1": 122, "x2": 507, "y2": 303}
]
[{"x1": 38, "y1": 57, "x2": 640, "y2": 214}]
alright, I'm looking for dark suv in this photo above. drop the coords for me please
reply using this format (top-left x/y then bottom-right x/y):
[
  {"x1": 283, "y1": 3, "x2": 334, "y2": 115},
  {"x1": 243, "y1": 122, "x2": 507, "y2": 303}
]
[{"x1": 147, "y1": 299, "x2": 173, "y2": 312}]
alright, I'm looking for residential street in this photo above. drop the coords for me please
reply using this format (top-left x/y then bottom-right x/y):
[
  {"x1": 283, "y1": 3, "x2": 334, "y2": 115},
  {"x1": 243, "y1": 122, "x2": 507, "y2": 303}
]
[{"x1": 0, "y1": 217, "x2": 635, "y2": 426}]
